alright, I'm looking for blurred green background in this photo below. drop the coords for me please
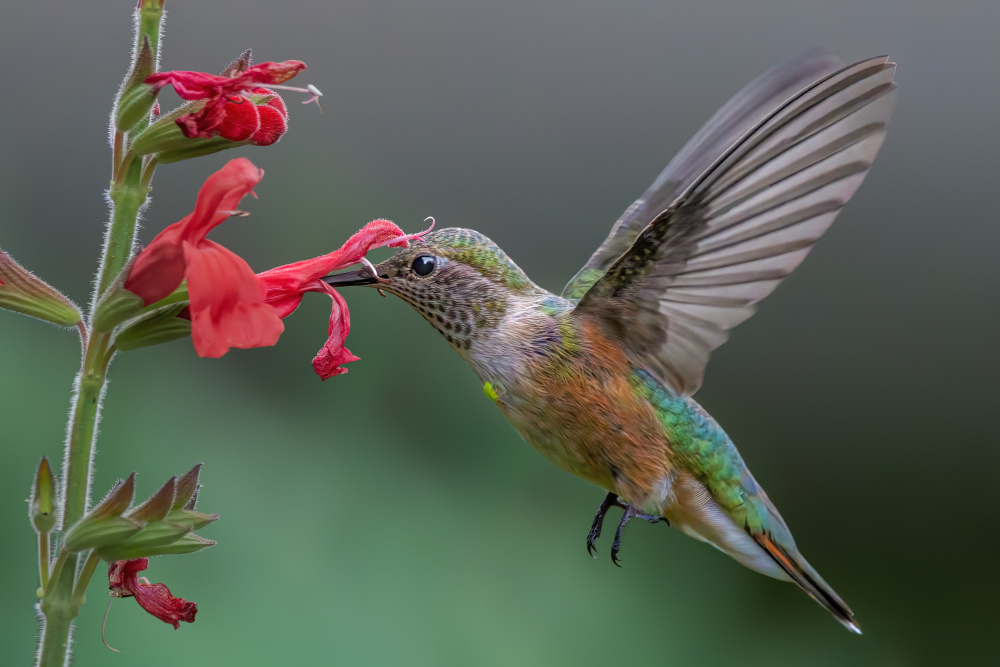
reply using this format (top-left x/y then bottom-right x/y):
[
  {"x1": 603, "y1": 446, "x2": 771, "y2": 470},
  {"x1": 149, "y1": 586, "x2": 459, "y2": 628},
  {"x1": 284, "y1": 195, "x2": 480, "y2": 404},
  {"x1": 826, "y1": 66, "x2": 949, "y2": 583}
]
[{"x1": 2, "y1": 1, "x2": 997, "y2": 665}]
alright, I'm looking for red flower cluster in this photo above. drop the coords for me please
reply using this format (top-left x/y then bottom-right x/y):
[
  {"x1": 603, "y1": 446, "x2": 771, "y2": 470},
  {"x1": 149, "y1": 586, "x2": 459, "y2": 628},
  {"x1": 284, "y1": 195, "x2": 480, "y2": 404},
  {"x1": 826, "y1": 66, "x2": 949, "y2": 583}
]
[
  {"x1": 146, "y1": 61, "x2": 306, "y2": 142},
  {"x1": 125, "y1": 159, "x2": 429, "y2": 375},
  {"x1": 108, "y1": 558, "x2": 197, "y2": 629}
]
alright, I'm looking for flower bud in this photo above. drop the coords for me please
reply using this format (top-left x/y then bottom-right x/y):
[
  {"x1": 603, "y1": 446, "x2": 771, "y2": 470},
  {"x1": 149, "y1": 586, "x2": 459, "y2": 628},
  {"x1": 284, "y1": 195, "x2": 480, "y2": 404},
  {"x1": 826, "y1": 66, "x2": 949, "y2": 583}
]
[
  {"x1": 115, "y1": 36, "x2": 157, "y2": 132},
  {"x1": 104, "y1": 533, "x2": 216, "y2": 561},
  {"x1": 153, "y1": 138, "x2": 241, "y2": 164},
  {"x1": 205, "y1": 97, "x2": 259, "y2": 142},
  {"x1": 172, "y1": 463, "x2": 202, "y2": 510},
  {"x1": 247, "y1": 88, "x2": 289, "y2": 146},
  {"x1": 63, "y1": 516, "x2": 145, "y2": 552},
  {"x1": 29, "y1": 457, "x2": 57, "y2": 534},
  {"x1": 62, "y1": 475, "x2": 143, "y2": 552},
  {"x1": 126, "y1": 476, "x2": 176, "y2": 523},
  {"x1": 0, "y1": 250, "x2": 82, "y2": 327},
  {"x1": 63, "y1": 466, "x2": 220, "y2": 561}
]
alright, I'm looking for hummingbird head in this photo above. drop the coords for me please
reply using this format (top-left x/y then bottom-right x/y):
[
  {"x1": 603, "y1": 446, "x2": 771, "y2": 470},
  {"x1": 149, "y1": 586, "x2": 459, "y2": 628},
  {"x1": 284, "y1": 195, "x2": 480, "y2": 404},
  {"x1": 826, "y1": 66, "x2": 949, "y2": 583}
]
[{"x1": 324, "y1": 227, "x2": 543, "y2": 353}]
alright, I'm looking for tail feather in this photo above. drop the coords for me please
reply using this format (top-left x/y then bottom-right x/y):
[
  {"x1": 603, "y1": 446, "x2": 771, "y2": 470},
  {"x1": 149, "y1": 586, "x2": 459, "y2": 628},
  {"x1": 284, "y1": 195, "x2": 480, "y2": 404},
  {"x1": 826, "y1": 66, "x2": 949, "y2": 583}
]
[{"x1": 754, "y1": 532, "x2": 862, "y2": 634}]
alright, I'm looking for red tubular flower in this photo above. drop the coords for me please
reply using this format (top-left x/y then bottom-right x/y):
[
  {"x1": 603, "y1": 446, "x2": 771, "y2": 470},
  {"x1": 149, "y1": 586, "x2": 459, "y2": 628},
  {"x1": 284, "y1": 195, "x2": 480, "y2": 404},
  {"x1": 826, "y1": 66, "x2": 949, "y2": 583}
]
[
  {"x1": 257, "y1": 219, "x2": 431, "y2": 379},
  {"x1": 146, "y1": 60, "x2": 306, "y2": 139},
  {"x1": 108, "y1": 558, "x2": 197, "y2": 629},
  {"x1": 125, "y1": 158, "x2": 283, "y2": 357}
]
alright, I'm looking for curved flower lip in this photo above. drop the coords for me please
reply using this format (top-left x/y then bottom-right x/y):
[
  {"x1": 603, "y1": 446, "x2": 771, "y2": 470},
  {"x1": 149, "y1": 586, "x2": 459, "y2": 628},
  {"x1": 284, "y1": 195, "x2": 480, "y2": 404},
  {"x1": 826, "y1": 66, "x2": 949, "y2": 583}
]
[
  {"x1": 256, "y1": 218, "x2": 433, "y2": 378},
  {"x1": 257, "y1": 218, "x2": 433, "y2": 320}
]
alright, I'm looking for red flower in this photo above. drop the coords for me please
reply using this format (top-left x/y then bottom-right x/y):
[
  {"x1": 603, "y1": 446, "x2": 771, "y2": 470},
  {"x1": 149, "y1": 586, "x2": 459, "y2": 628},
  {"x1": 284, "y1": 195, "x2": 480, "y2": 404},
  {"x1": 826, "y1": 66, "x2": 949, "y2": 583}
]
[
  {"x1": 145, "y1": 61, "x2": 307, "y2": 140},
  {"x1": 257, "y1": 219, "x2": 431, "y2": 379},
  {"x1": 108, "y1": 558, "x2": 197, "y2": 629},
  {"x1": 125, "y1": 158, "x2": 283, "y2": 357}
]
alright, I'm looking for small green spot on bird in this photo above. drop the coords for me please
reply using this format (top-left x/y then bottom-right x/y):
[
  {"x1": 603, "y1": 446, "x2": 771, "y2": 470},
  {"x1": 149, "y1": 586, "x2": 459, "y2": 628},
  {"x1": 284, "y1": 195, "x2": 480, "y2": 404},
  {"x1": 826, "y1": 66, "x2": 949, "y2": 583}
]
[{"x1": 483, "y1": 382, "x2": 499, "y2": 403}]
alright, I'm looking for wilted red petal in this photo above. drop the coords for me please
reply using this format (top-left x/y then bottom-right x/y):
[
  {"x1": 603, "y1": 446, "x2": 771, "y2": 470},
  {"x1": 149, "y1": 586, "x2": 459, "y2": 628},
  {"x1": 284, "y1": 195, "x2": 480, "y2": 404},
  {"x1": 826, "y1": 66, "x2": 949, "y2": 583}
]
[
  {"x1": 312, "y1": 284, "x2": 359, "y2": 379},
  {"x1": 242, "y1": 61, "x2": 307, "y2": 86},
  {"x1": 146, "y1": 70, "x2": 232, "y2": 100},
  {"x1": 133, "y1": 582, "x2": 198, "y2": 629},
  {"x1": 184, "y1": 240, "x2": 284, "y2": 357},
  {"x1": 108, "y1": 558, "x2": 197, "y2": 630},
  {"x1": 126, "y1": 158, "x2": 264, "y2": 305},
  {"x1": 146, "y1": 60, "x2": 306, "y2": 100}
]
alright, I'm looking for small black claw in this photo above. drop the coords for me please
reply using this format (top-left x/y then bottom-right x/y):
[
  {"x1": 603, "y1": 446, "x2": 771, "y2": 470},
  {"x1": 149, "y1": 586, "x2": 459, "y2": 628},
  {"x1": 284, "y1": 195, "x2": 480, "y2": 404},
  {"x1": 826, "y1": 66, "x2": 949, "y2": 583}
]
[
  {"x1": 609, "y1": 505, "x2": 667, "y2": 567},
  {"x1": 586, "y1": 493, "x2": 625, "y2": 558},
  {"x1": 610, "y1": 510, "x2": 629, "y2": 567}
]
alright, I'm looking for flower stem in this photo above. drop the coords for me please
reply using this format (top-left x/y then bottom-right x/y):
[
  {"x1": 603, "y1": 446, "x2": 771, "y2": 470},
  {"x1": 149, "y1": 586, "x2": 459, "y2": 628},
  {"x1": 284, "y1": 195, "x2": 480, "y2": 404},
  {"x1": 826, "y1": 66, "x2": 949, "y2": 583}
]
[
  {"x1": 73, "y1": 551, "x2": 102, "y2": 605},
  {"x1": 61, "y1": 333, "x2": 110, "y2": 529},
  {"x1": 38, "y1": 532, "x2": 50, "y2": 591},
  {"x1": 140, "y1": 156, "x2": 158, "y2": 190},
  {"x1": 97, "y1": 162, "x2": 146, "y2": 295},
  {"x1": 36, "y1": 4, "x2": 164, "y2": 664}
]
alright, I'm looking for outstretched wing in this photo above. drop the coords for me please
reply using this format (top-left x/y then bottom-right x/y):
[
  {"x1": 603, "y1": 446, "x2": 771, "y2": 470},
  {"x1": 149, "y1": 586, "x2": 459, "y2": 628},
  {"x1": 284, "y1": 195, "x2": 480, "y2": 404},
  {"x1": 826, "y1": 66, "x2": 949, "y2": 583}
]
[
  {"x1": 562, "y1": 51, "x2": 845, "y2": 299},
  {"x1": 575, "y1": 56, "x2": 897, "y2": 396}
]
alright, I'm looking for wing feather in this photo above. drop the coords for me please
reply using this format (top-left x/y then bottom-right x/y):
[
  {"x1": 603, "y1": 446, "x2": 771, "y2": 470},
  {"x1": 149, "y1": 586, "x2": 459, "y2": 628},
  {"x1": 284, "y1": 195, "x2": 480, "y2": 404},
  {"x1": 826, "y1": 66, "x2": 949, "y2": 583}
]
[
  {"x1": 575, "y1": 56, "x2": 897, "y2": 396},
  {"x1": 561, "y1": 51, "x2": 845, "y2": 299}
]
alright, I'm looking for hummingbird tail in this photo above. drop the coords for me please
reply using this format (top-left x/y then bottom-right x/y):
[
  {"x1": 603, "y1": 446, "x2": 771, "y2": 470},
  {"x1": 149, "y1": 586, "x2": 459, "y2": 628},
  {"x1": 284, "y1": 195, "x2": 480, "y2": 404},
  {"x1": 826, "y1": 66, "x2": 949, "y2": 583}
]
[{"x1": 754, "y1": 533, "x2": 862, "y2": 635}]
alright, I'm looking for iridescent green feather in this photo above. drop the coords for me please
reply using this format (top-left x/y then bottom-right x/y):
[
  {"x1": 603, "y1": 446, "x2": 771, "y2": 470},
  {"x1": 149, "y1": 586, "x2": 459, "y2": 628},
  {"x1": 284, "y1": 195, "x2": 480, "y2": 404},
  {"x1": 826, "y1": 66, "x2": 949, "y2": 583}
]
[{"x1": 629, "y1": 369, "x2": 772, "y2": 535}]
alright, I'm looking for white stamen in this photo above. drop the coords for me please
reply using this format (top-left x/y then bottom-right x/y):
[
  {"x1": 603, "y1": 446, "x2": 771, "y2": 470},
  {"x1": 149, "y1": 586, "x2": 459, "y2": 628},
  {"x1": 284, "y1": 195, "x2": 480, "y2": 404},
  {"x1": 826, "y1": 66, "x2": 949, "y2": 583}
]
[{"x1": 262, "y1": 82, "x2": 324, "y2": 111}]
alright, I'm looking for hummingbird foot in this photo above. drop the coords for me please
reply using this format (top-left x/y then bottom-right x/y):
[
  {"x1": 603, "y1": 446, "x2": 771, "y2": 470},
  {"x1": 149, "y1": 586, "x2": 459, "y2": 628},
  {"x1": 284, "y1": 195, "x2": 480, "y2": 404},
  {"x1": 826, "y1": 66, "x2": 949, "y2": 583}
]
[
  {"x1": 586, "y1": 493, "x2": 627, "y2": 558},
  {"x1": 609, "y1": 504, "x2": 666, "y2": 567}
]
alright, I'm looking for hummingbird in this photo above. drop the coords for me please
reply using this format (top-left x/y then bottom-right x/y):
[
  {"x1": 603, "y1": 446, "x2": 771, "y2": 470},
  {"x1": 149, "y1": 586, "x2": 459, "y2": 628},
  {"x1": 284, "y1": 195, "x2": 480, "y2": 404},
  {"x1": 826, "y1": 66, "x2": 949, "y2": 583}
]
[{"x1": 325, "y1": 53, "x2": 896, "y2": 634}]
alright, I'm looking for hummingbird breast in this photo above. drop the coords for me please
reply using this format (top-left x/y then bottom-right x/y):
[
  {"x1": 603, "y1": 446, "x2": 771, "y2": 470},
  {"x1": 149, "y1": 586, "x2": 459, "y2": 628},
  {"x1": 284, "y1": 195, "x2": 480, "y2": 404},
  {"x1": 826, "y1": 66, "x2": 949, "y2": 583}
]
[{"x1": 467, "y1": 298, "x2": 677, "y2": 511}]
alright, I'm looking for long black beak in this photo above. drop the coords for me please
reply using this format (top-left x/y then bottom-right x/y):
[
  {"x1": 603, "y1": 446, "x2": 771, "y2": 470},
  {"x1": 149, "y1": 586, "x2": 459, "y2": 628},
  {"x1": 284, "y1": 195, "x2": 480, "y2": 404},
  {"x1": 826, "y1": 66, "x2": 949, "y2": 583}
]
[{"x1": 321, "y1": 268, "x2": 380, "y2": 287}]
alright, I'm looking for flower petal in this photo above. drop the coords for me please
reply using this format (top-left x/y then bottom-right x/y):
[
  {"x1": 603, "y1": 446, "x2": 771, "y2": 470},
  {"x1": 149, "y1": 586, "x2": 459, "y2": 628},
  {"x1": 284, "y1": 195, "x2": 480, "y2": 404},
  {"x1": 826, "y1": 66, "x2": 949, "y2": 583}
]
[
  {"x1": 312, "y1": 284, "x2": 359, "y2": 379},
  {"x1": 108, "y1": 558, "x2": 197, "y2": 630},
  {"x1": 126, "y1": 158, "x2": 264, "y2": 305},
  {"x1": 145, "y1": 61, "x2": 306, "y2": 100},
  {"x1": 184, "y1": 239, "x2": 283, "y2": 357},
  {"x1": 133, "y1": 581, "x2": 198, "y2": 629},
  {"x1": 256, "y1": 219, "x2": 408, "y2": 316}
]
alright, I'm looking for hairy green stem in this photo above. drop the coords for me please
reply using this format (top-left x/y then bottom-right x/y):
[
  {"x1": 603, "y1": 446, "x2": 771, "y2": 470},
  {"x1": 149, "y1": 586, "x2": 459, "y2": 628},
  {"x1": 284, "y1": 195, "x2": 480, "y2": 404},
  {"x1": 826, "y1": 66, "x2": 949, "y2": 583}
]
[
  {"x1": 98, "y1": 162, "x2": 145, "y2": 295},
  {"x1": 61, "y1": 336, "x2": 108, "y2": 529},
  {"x1": 36, "y1": 4, "x2": 165, "y2": 663}
]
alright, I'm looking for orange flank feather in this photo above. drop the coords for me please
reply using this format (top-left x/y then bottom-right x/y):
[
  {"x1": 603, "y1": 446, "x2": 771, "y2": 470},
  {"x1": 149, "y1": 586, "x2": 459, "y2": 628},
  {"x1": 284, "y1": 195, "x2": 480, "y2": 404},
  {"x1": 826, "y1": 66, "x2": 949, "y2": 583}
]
[{"x1": 500, "y1": 315, "x2": 673, "y2": 508}]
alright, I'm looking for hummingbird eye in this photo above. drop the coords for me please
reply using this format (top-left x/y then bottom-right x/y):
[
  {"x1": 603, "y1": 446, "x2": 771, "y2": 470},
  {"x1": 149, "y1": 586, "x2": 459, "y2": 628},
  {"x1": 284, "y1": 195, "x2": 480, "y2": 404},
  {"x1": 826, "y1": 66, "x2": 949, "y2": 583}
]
[{"x1": 411, "y1": 255, "x2": 436, "y2": 277}]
